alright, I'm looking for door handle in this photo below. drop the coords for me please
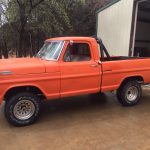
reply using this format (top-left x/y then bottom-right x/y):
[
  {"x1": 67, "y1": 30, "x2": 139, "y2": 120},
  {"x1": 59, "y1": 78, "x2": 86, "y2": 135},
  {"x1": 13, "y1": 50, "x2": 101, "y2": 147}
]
[
  {"x1": 104, "y1": 70, "x2": 112, "y2": 72},
  {"x1": 90, "y1": 64, "x2": 98, "y2": 67}
]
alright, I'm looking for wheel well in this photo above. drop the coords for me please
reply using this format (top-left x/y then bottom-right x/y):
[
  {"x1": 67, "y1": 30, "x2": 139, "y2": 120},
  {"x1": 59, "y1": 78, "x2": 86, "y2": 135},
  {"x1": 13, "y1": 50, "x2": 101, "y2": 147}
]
[
  {"x1": 4, "y1": 86, "x2": 46, "y2": 101},
  {"x1": 120, "y1": 76, "x2": 144, "y2": 88}
]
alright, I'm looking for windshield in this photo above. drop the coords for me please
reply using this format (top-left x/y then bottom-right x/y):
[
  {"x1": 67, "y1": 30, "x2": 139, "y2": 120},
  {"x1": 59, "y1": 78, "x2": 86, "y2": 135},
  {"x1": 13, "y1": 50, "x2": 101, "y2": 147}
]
[{"x1": 36, "y1": 41, "x2": 64, "y2": 60}]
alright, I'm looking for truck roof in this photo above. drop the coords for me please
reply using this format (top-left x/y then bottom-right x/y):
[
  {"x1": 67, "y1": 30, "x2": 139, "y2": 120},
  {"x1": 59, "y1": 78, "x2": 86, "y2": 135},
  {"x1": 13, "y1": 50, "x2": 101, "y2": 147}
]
[{"x1": 46, "y1": 37, "x2": 96, "y2": 42}]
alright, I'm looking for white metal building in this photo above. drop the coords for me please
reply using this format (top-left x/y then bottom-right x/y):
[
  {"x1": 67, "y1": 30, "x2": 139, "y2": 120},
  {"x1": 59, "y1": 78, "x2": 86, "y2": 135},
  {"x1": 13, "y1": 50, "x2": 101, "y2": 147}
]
[{"x1": 97, "y1": 0, "x2": 150, "y2": 57}]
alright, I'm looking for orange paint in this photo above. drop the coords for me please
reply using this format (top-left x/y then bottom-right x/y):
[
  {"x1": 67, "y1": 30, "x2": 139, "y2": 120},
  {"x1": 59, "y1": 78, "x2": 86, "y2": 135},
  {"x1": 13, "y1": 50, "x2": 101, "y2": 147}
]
[{"x1": 0, "y1": 37, "x2": 150, "y2": 104}]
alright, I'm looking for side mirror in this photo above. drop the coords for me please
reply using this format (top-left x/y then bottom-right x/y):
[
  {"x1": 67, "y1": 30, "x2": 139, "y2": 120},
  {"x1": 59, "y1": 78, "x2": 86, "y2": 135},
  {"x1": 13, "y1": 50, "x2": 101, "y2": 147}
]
[
  {"x1": 98, "y1": 61, "x2": 102, "y2": 65},
  {"x1": 70, "y1": 40, "x2": 74, "y2": 46}
]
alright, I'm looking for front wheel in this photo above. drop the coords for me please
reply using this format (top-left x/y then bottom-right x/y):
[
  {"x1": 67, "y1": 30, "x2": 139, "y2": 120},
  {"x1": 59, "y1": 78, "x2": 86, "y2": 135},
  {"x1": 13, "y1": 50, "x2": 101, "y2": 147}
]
[
  {"x1": 5, "y1": 92, "x2": 41, "y2": 126},
  {"x1": 117, "y1": 81, "x2": 142, "y2": 106}
]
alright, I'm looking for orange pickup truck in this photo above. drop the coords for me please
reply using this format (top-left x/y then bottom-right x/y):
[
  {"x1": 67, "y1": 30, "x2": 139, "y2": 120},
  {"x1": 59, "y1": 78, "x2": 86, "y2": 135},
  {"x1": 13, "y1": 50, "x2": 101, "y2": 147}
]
[{"x1": 0, "y1": 37, "x2": 150, "y2": 126}]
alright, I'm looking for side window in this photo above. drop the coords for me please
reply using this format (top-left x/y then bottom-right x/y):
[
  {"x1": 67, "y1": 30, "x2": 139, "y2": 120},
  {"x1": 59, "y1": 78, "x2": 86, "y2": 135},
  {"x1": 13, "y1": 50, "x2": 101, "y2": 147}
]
[{"x1": 63, "y1": 43, "x2": 91, "y2": 62}]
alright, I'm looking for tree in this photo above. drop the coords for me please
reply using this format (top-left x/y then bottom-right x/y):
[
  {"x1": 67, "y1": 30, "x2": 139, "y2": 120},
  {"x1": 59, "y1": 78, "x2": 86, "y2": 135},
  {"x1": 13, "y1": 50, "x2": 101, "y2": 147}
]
[
  {"x1": 0, "y1": 0, "x2": 109, "y2": 58},
  {"x1": 6, "y1": 0, "x2": 45, "y2": 57},
  {"x1": 5, "y1": 0, "x2": 73, "y2": 57},
  {"x1": 0, "y1": 1, "x2": 10, "y2": 58},
  {"x1": 63, "y1": 0, "x2": 109, "y2": 36}
]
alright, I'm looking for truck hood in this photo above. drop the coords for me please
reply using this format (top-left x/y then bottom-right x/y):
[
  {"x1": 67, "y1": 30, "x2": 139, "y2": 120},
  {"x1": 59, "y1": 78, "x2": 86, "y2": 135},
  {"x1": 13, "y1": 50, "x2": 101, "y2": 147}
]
[{"x1": 0, "y1": 58, "x2": 46, "y2": 75}]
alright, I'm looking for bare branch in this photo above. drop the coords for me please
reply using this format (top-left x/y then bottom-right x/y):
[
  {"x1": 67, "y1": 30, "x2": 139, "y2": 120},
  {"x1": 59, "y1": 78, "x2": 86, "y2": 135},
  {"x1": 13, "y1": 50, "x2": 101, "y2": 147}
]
[
  {"x1": 27, "y1": 0, "x2": 45, "y2": 19},
  {"x1": 31, "y1": 0, "x2": 45, "y2": 9},
  {"x1": 29, "y1": 0, "x2": 33, "y2": 8},
  {"x1": 16, "y1": 0, "x2": 21, "y2": 6}
]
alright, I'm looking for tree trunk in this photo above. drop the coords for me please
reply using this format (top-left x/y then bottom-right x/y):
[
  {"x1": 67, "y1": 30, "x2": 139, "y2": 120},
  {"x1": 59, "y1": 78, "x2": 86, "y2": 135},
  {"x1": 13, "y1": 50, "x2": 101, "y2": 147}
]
[
  {"x1": 0, "y1": 42, "x2": 2, "y2": 59},
  {"x1": 17, "y1": 27, "x2": 25, "y2": 57},
  {"x1": 3, "y1": 37, "x2": 8, "y2": 59},
  {"x1": 29, "y1": 32, "x2": 33, "y2": 57},
  {"x1": 36, "y1": 28, "x2": 40, "y2": 55}
]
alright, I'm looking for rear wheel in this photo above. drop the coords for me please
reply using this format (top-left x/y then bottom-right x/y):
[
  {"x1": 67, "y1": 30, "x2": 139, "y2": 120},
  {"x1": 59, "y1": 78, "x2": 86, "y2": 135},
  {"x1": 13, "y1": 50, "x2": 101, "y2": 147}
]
[
  {"x1": 117, "y1": 81, "x2": 142, "y2": 106},
  {"x1": 5, "y1": 92, "x2": 41, "y2": 126}
]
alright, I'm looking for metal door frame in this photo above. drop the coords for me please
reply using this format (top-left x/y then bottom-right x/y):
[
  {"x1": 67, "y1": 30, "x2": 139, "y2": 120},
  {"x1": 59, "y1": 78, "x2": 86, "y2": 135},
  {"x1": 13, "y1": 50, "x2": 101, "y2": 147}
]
[{"x1": 129, "y1": 0, "x2": 148, "y2": 56}]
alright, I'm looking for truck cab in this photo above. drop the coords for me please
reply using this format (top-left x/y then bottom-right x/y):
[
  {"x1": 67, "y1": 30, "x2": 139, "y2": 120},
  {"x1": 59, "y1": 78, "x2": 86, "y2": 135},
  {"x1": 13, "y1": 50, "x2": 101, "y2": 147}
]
[{"x1": 37, "y1": 37, "x2": 102, "y2": 98}]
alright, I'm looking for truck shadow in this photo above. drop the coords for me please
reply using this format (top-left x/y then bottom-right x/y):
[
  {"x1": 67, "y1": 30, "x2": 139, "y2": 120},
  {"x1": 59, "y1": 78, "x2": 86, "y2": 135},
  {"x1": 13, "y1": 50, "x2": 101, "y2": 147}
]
[
  {"x1": 38, "y1": 89, "x2": 150, "y2": 126},
  {"x1": 0, "y1": 89, "x2": 150, "y2": 128},
  {"x1": 42, "y1": 93, "x2": 108, "y2": 113},
  {"x1": 39, "y1": 93, "x2": 117, "y2": 123}
]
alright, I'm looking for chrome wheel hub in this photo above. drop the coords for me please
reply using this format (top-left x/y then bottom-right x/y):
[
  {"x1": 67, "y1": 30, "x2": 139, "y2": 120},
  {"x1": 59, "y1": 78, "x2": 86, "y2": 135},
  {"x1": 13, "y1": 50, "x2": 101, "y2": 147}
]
[
  {"x1": 126, "y1": 86, "x2": 138, "y2": 102},
  {"x1": 13, "y1": 100, "x2": 35, "y2": 120}
]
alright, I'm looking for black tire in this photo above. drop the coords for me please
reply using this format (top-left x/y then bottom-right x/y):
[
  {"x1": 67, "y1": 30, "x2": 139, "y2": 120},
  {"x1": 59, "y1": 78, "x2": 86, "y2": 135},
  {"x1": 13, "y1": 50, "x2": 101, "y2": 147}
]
[
  {"x1": 5, "y1": 92, "x2": 41, "y2": 127},
  {"x1": 117, "y1": 81, "x2": 142, "y2": 106}
]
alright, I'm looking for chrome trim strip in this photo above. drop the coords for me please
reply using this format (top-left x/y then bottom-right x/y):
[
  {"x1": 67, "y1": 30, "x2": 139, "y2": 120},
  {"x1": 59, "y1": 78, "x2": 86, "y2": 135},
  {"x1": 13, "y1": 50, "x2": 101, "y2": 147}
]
[
  {"x1": 56, "y1": 41, "x2": 65, "y2": 61},
  {"x1": 0, "y1": 71, "x2": 13, "y2": 75}
]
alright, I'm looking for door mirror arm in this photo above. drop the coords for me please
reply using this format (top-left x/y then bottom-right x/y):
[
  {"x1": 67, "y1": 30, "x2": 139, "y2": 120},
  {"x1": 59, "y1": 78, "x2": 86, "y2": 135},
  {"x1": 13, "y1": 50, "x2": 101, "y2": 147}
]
[{"x1": 98, "y1": 61, "x2": 102, "y2": 65}]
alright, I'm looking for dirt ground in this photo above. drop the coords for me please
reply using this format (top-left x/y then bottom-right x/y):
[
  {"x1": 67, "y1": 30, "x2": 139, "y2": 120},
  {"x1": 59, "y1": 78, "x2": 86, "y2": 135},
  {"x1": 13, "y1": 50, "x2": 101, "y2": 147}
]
[{"x1": 0, "y1": 88, "x2": 150, "y2": 150}]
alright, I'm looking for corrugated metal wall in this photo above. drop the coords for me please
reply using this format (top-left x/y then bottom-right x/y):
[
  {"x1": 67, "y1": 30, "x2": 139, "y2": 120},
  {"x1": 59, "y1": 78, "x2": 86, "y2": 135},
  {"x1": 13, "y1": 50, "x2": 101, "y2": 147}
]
[{"x1": 97, "y1": 0, "x2": 134, "y2": 56}]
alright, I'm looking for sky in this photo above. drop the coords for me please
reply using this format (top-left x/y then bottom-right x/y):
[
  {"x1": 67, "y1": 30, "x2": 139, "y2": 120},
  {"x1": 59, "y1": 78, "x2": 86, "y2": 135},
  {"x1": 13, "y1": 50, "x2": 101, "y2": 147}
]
[
  {"x1": 0, "y1": 4, "x2": 5, "y2": 24},
  {"x1": 0, "y1": 5, "x2": 3, "y2": 24},
  {"x1": 0, "y1": 1, "x2": 7, "y2": 25}
]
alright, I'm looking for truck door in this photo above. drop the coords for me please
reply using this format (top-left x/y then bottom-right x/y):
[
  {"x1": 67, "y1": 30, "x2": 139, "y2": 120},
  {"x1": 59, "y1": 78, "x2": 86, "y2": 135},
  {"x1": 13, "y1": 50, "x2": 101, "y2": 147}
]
[{"x1": 60, "y1": 41, "x2": 101, "y2": 97}]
